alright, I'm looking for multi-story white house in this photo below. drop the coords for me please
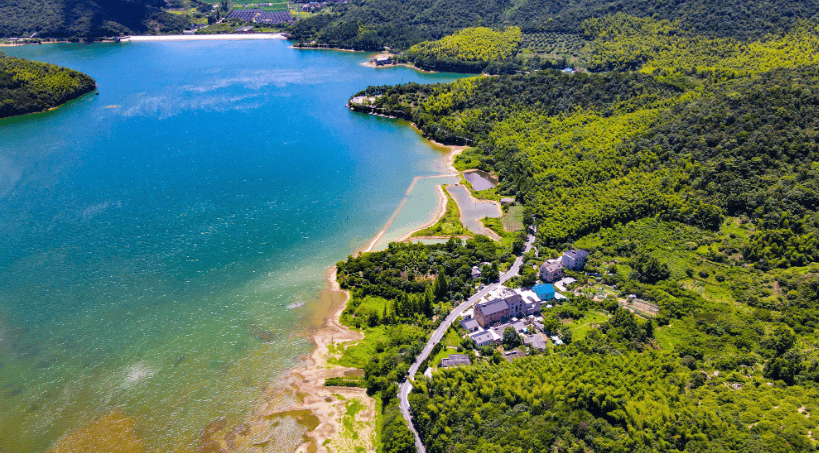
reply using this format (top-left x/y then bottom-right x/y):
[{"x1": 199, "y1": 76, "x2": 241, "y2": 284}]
[
  {"x1": 539, "y1": 261, "x2": 563, "y2": 282},
  {"x1": 562, "y1": 249, "x2": 588, "y2": 271}
]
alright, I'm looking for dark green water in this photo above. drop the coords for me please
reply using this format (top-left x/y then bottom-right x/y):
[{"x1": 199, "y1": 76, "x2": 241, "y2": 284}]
[{"x1": 0, "y1": 40, "x2": 462, "y2": 452}]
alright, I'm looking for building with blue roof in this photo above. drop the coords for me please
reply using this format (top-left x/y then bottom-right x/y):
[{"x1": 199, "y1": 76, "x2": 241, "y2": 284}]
[{"x1": 533, "y1": 283, "x2": 556, "y2": 301}]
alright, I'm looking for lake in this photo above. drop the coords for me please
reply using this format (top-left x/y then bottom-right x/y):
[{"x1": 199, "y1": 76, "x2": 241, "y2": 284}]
[{"x1": 0, "y1": 40, "x2": 463, "y2": 452}]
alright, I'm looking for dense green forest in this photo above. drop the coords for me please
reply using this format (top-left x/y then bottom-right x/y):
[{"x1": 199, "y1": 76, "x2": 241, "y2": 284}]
[
  {"x1": 289, "y1": 0, "x2": 819, "y2": 51},
  {"x1": 0, "y1": 0, "x2": 189, "y2": 38},
  {"x1": 331, "y1": 10, "x2": 819, "y2": 453},
  {"x1": 0, "y1": 54, "x2": 96, "y2": 118},
  {"x1": 401, "y1": 27, "x2": 522, "y2": 73}
]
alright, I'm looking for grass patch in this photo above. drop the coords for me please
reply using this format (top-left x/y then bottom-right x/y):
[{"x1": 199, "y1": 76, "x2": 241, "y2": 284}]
[
  {"x1": 412, "y1": 185, "x2": 471, "y2": 237},
  {"x1": 329, "y1": 396, "x2": 374, "y2": 452},
  {"x1": 501, "y1": 205, "x2": 525, "y2": 232},
  {"x1": 328, "y1": 326, "x2": 388, "y2": 369},
  {"x1": 343, "y1": 399, "x2": 366, "y2": 432},
  {"x1": 654, "y1": 322, "x2": 689, "y2": 351},
  {"x1": 441, "y1": 327, "x2": 463, "y2": 348},
  {"x1": 566, "y1": 310, "x2": 610, "y2": 341},
  {"x1": 195, "y1": 23, "x2": 235, "y2": 34},
  {"x1": 324, "y1": 377, "x2": 366, "y2": 388},
  {"x1": 482, "y1": 217, "x2": 517, "y2": 249},
  {"x1": 453, "y1": 147, "x2": 490, "y2": 172},
  {"x1": 374, "y1": 396, "x2": 384, "y2": 453},
  {"x1": 352, "y1": 296, "x2": 390, "y2": 319}
]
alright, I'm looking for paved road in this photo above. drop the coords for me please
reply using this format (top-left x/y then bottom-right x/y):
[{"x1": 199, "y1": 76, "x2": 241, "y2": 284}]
[{"x1": 398, "y1": 230, "x2": 535, "y2": 453}]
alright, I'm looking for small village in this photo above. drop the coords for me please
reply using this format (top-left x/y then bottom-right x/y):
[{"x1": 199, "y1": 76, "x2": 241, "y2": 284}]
[{"x1": 435, "y1": 248, "x2": 660, "y2": 371}]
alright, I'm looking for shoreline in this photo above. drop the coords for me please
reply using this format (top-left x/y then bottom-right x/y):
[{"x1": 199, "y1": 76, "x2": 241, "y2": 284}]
[
  {"x1": 245, "y1": 267, "x2": 375, "y2": 453},
  {"x1": 269, "y1": 130, "x2": 469, "y2": 452},
  {"x1": 363, "y1": 139, "x2": 466, "y2": 252},
  {"x1": 127, "y1": 33, "x2": 287, "y2": 41},
  {"x1": 0, "y1": 87, "x2": 96, "y2": 121},
  {"x1": 0, "y1": 33, "x2": 287, "y2": 46},
  {"x1": 394, "y1": 184, "x2": 449, "y2": 244},
  {"x1": 358, "y1": 54, "x2": 436, "y2": 73}
]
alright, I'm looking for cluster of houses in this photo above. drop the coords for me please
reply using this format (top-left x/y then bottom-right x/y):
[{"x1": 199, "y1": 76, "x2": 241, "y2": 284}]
[
  {"x1": 457, "y1": 249, "x2": 588, "y2": 351},
  {"x1": 460, "y1": 285, "x2": 562, "y2": 350},
  {"x1": 539, "y1": 249, "x2": 587, "y2": 283}
]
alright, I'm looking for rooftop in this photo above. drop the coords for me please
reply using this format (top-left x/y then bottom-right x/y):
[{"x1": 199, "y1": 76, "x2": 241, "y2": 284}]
[
  {"x1": 564, "y1": 249, "x2": 588, "y2": 260},
  {"x1": 541, "y1": 261, "x2": 562, "y2": 271},
  {"x1": 476, "y1": 298, "x2": 509, "y2": 316},
  {"x1": 470, "y1": 331, "x2": 494, "y2": 344},
  {"x1": 460, "y1": 318, "x2": 480, "y2": 330},
  {"x1": 441, "y1": 354, "x2": 471, "y2": 368}
]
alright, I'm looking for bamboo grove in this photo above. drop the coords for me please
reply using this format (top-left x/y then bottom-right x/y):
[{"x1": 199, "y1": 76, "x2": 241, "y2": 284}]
[{"x1": 332, "y1": 11, "x2": 819, "y2": 453}]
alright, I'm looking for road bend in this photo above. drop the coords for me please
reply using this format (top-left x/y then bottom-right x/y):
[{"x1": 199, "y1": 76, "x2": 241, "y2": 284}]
[{"x1": 398, "y1": 231, "x2": 535, "y2": 453}]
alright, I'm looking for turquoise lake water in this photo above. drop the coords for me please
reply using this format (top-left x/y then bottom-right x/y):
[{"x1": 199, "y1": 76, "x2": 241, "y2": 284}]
[{"x1": 0, "y1": 41, "x2": 463, "y2": 452}]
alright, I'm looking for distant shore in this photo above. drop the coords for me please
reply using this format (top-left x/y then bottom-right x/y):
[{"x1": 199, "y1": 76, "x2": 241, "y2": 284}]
[
  {"x1": 127, "y1": 33, "x2": 287, "y2": 41},
  {"x1": 0, "y1": 33, "x2": 288, "y2": 46}
]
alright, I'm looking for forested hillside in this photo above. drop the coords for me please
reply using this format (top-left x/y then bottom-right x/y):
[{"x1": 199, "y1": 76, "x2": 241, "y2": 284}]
[
  {"x1": 336, "y1": 11, "x2": 819, "y2": 453},
  {"x1": 401, "y1": 27, "x2": 522, "y2": 73},
  {"x1": 289, "y1": 0, "x2": 819, "y2": 51},
  {"x1": 0, "y1": 54, "x2": 96, "y2": 118},
  {"x1": 0, "y1": 0, "x2": 189, "y2": 38},
  {"x1": 350, "y1": 21, "x2": 819, "y2": 249},
  {"x1": 411, "y1": 353, "x2": 816, "y2": 452}
]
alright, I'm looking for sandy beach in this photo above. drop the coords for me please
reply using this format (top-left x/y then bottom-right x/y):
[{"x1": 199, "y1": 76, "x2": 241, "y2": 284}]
[
  {"x1": 126, "y1": 34, "x2": 287, "y2": 42},
  {"x1": 246, "y1": 267, "x2": 376, "y2": 453}
]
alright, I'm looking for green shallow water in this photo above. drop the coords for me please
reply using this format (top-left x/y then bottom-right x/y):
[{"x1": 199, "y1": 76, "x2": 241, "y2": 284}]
[{"x1": 0, "y1": 41, "x2": 463, "y2": 452}]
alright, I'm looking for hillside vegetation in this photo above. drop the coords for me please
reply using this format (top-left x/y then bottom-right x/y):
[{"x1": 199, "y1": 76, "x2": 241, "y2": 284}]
[
  {"x1": 351, "y1": 18, "x2": 819, "y2": 250},
  {"x1": 0, "y1": 0, "x2": 190, "y2": 38},
  {"x1": 402, "y1": 27, "x2": 522, "y2": 73},
  {"x1": 0, "y1": 54, "x2": 96, "y2": 118},
  {"x1": 289, "y1": 0, "x2": 819, "y2": 51},
  {"x1": 338, "y1": 12, "x2": 819, "y2": 453}
]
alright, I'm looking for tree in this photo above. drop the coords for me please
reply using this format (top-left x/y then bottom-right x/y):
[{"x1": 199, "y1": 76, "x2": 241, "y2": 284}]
[
  {"x1": 513, "y1": 235, "x2": 526, "y2": 254},
  {"x1": 482, "y1": 262, "x2": 500, "y2": 283},
  {"x1": 561, "y1": 328, "x2": 573, "y2": 345},
  {"x1": 764, "y1": 350, "x2": 802, "y2": 385},
  {"x1": 520, "y1": 266, "x2": 538, "y2": 287},
  {"x1": 770, "y1": 325, "x2": 796, "y2": 356},
  {"x1": 689, "y1": 371, "x2": 707, "y2": 389},
  {"x1": 382, "y1": 406, "x2": 418, "y2": 453},
  {"x1": 434, "y1": 267, "x2": 448, "y2": 301},
  {"x1": 634, "y1": 254, "x2": 671, "y2": 284},
  {"x1": 502, "y1": 326, "x2": 522, "y2": 349},
  {"x1": 422, "y1": 287, "x2": 434, "y2": 317}
]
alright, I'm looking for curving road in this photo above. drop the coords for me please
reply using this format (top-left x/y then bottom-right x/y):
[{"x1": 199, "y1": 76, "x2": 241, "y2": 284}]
[{"x1": 398, "y1": 230, "x2": 536, "y2": 453}]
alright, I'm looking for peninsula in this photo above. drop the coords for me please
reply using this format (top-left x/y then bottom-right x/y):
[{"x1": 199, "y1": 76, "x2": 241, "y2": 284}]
[{"x1": 0, "y1": 53, "x2": 96, "y2": 119}]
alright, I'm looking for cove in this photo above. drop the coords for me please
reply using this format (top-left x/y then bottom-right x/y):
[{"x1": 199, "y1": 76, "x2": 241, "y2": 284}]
[{"x1": 0, "y1": 40, "x2": 464, "y2": 452}]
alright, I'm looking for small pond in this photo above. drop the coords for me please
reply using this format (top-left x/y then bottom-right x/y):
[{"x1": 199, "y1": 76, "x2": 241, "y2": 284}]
[
  {"x1": 446, "y1": 185, "x2": 502, "y2": 237},
  {"x1": 464, "y1": 170, "x2": 497, "y2": 191}
]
